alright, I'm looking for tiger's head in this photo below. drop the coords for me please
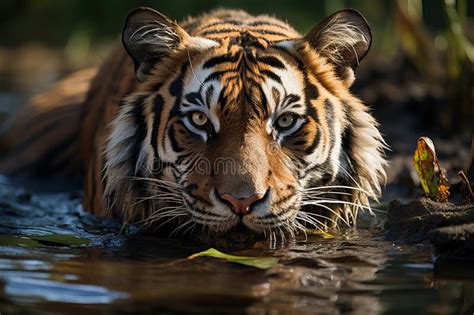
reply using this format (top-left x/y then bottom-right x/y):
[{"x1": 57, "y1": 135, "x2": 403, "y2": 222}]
[{"x1": 103, "y1": 8, "x2": 387, "y2": 240}]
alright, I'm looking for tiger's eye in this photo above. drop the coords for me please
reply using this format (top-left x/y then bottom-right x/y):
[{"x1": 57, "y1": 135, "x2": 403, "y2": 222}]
[
  {"x1": 191, "y1": 112, "x2": 208, "y2": 126},
  {"x1": 276, "y1": 114, "x2": 295, "y2": 129}
]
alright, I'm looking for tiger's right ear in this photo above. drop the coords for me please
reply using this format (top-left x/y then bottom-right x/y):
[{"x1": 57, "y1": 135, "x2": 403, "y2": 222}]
[{"x1": 122, "y1": 7, "x2": 217, "y2": 81}]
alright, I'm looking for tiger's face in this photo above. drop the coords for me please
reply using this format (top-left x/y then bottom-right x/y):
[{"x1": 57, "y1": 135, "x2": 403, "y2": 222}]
[
  {"x1": 169, "y1": 43, "x2": 312, "y2": 233},
  {"x1": 104, "y1": 8, "x2": 387, "y2": 239}
]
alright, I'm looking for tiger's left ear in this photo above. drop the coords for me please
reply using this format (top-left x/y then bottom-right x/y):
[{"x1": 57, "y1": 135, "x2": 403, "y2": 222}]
[
  {"x1": 122, "y1": 7, "x2": 218, "y2": 81},
  {"x1": 304, "y1": 9, "x2": 371, "y2": 86}
]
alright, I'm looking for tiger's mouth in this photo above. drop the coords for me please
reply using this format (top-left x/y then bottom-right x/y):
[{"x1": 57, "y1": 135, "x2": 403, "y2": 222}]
[{"x1": 179, "y1": 188, "x2": 303, "y2": 237}]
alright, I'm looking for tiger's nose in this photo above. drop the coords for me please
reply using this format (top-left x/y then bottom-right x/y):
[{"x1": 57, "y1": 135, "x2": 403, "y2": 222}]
[{"x1": 219, "y1": 192, "x2": 266, "y2": 216}]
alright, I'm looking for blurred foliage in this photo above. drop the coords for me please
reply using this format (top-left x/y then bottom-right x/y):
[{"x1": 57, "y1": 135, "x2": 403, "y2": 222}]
[
  {"x1": 0, "y1": 0, "x2": 472, "y2": 129},
  {"x1": 0, "y1": 0, "x2": 392, "y2": 47},
  {"x1": 0, "y1": 0, "x2": 469, "y2": 48},
  {"x1": 0, "y1": 0, "x2": 472, "y2": 66}
]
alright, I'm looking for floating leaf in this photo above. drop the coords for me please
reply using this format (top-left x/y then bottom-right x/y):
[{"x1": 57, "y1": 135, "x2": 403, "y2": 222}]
[
  {"x1": 413, "y1": 137, "x2": 450, "y2": 202},
  {"x1": 0, "y1": 234, "x2": 90, "y2": 248},
  {"x1": 306, "y1": 229, "x2": 334, "y2": 238},
  {"x1": 0, "y1": 235, "x2": 41, "y2": 248},
  {"x1": 31, "y1": 234, "x2": 90, "y2": 247},
  {"x1": 188, "y1": 248, "x2": 278, "y2": 269}
]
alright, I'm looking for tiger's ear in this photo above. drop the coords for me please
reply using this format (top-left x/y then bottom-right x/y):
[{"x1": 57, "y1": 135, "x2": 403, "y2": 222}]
[
  {"x1": 122, "y1": 7, "x2": 217, "y2": 81},
  {"x1": 304, "y1": 9, "x2": 371, "y2": 86}
]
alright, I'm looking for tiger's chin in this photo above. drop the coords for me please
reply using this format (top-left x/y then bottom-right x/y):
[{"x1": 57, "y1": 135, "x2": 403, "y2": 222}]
[
  {"x1": 198, "y1": 219, "x2": 305, "y2": 249},
  {"x1": 189, "y1": 207, "x2": 302, "y2": 246},
  {"x1": 201, "y1": 223, "x2": 267, "y2": 248}
]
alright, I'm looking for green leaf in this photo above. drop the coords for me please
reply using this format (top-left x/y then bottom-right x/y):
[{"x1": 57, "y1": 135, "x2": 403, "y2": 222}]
[
  {"x1": 0, "y1": 235, "x2": 41, "y2": 248},
  {"x1": 188, "y1": 248, "x2": 278, "y2": 269},
  {"x1": 0, "y1": 234, "x2": 90, "y2": 248},
  {"x1": 31, "y1": 234, "x2": 90, "y2": 246}
]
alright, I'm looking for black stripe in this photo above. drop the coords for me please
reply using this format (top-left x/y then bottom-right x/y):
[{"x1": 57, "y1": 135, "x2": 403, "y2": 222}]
[
  {"x1": 168, "y1": 123, "x2": 184, "y2": 153},
  {"x1": 257, "y1": 55, "x2": 286, "y2": 69},
  {"x1": 205, "y1": 85, "x2": 214, "y2": 107},
  {"x1": 151, "y1": 94, "x2": 165, "y2": 173},
  {"x1": 339, "y1": 127, "x2": 356, "y2": 176},
  {"x1": 260, "y1": 70, "x2": 281, "y2": 83},
  {"x1": 303, "y1": 99, "x2": 336, "y2": 178},
  {"x1": 169, "y1": 63, "x2": 187, "y2": 97},
  {"x1": 303, "y1": 78, "x2": 321, "y2": 156},
  {"x1": 184, "y1": 91, "x2": 204, "y2": 106},
  {"x1": 218, "y1": 88, "x2": 229, "y2": 111},
  {"x1": 243, "y1": 39, "x2": 266, "y2": 50},
  {"x1": 244, "y1": 80, "x2": 269, "y2": 117},
  {"x1": 305, "y1": 82, "x2": 319, "y2": 101},
  {"x1": 198, "y1": 20, "x2": 244, "y2": 31},
  {"x1": 284, "y1": 94, "x2": 301, "y2": 105},
  {"x1": 203, "y1": 53, "x2": 240, "y2": 69},
  {"x1": 152, "y1": 82, "x2": 163, "y2": 93},
  {"x1": 204, "y1": 70, "x2": 233, "y2": 83},
  {"x1": 304, "y1": 109, "x2": 321, "y2": 155},
  {"x1": 131, "y1": 96, "x2": 148, "y2": 175},
  {"x1": 251, "y1": 29, "x2": 288, "y2": 37},
  {"x1": 168, "y1": 62, "x2": 189, "y2": 122},
  {"x1": 293, "y1": 140, "x2": 306, "y2": 146},
  {"x1": 201, "y1": 28, "x2": 241, "y2": 36},
  {"x1": 248, "y1": 21, "x2": 287, "y2": 27},
  {"x1": 258, "y1": 83, "x2": 269, "y2": 117}
]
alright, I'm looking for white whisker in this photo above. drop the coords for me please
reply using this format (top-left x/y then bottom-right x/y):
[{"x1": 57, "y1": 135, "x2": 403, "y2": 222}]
[{"x1": 301, "y1": 202, "x2": 351, "y2": 228}]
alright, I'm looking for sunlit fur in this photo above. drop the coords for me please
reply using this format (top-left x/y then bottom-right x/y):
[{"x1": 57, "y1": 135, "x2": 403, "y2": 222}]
[
  {"x1": 0, "y1": 9, "x2": 387, "y2": 242},
  {"x1": 103, "y1": 9, "x2": 387, "y2": 238}
]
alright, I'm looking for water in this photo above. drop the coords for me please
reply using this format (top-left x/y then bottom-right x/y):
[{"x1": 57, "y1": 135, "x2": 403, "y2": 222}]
[{"x1": 0, "y1": 176, "x2": 473, "y2": 315}]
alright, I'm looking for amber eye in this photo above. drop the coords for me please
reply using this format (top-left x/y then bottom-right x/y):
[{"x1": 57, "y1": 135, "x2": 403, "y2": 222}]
[
  {"x1": 276, "y1": 113, "x2": 295, "y2": 129},
  {"x1": 191, "y1": 112, "x2": 208, "y2": 127}
]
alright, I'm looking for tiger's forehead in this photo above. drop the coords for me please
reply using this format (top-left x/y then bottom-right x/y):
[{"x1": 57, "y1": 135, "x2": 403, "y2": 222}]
[
  {"x1": 189, "y1": 14, "x2": 300, "y2": 42},
  {"x1": 180, "y1": 44, "x2": 306, "y2": 121}
]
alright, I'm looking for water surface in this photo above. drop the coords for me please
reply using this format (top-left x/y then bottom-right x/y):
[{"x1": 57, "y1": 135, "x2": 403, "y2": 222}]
[{"x1": 0, "y1": 177, "x2": 472, "y2": 315}]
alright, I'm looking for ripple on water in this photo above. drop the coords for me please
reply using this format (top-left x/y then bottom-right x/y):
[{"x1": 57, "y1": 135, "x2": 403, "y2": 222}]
[
  {"x1": 4, "y1": 276, "x2": 128, "y2": 304},
  {"x1": 0, "y1": 178, "x2": 473, "y2": 314}
]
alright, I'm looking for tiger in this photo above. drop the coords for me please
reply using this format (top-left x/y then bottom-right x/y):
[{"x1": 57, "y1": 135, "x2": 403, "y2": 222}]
[{"x1": 0, "y1": 7, "x2": 387, "y2": 242}]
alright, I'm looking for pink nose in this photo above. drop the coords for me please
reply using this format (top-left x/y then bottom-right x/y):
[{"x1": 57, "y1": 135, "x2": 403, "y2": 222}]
[{"x1": 219, "y1": 192, "x2": 265, "y2": 215}]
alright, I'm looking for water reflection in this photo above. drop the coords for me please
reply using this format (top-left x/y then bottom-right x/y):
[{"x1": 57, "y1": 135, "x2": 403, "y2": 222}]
[
  {"x1": 4, "y1": 277, "x2": 127, "y2": 304},
  {"x1": 0, "y1": 179, "x2": 472, "y2": 314}
]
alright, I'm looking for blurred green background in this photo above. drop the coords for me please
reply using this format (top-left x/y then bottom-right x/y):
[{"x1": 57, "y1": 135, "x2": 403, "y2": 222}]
[
  {"x1": 0, "y1": 0, "x2": 472, "y2": 133},
  {"x1": 1, "y1": 0, "x2": 472, "y2": 54}
]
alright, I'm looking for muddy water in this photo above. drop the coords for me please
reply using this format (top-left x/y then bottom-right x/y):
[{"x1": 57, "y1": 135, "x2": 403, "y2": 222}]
[{"x1": 0, "y1": 176, "x2": 473, "y2": 315}]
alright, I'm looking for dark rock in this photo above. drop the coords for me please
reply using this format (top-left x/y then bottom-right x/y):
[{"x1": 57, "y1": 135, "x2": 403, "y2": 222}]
[
  {"x1": 16, "y1": 192, "x2": 31, "y2": 202},
  {"x1": 385, "y1": 198, "x2": 474, "y2": 243},
  {"x1": 429, "y1": 223, "x2": 474, "y2": 260}
]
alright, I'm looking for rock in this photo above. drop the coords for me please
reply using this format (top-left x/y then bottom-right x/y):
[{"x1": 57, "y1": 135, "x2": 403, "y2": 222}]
[
  {"x1": 385, "y1": 198, "x2": 474, "y2": 243},
  {"x1": 429, "y1": 223, "x2": 474, "y2": 260}
]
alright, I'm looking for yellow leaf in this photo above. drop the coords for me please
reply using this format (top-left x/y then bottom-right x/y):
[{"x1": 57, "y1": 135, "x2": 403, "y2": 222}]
[
  {"x1": 305, "y1": 229, "x2": 334, "y2": 238},
  {"x1": 413, "y1": 137, "x2": 450, "y2": 202},
  {"x1": 187, "y1": 248, "x2": 278, "y2": 269}
]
